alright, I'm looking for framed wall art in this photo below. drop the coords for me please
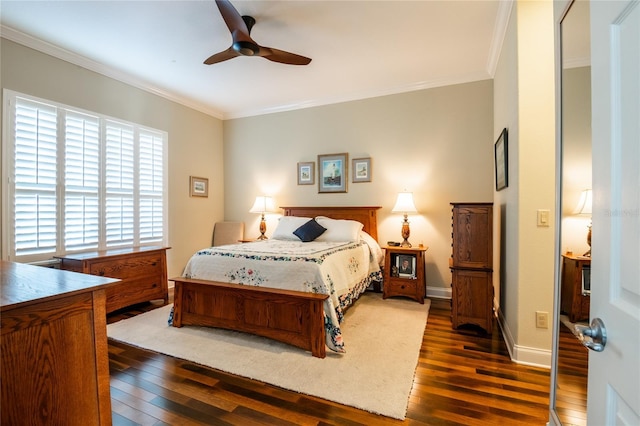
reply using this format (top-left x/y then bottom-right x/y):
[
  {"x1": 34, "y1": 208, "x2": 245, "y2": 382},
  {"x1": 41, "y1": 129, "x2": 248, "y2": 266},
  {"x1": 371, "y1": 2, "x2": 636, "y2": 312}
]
[
  {"x1": 352, "y1": 157, "x2": 372, "y2": 183},
  {"x1": 190, "y1": 176, "x2": 209, "y2": 197},
  {"x1": 297, "y1": 162, "x2": 315, "y2": 185},
  {"x1": 318, "y1": 153, "x2": 348, "y2": 193},
  {"x1": 494, "y1": 128, "x2": 508, "y2": 191}
]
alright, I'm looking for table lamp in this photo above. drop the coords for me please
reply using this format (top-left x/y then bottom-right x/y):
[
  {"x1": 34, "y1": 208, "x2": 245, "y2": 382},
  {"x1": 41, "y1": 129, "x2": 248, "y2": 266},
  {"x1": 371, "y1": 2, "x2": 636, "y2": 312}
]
[
  {"x1": 573, "y1": 189, "x2": 592, "y2": 256},
  {"x1": 391, "y1": 192, "x2": 418, "y2": 247},
  {"x1": 249, "y1": 196, "x2": 276, "y2": 240}
]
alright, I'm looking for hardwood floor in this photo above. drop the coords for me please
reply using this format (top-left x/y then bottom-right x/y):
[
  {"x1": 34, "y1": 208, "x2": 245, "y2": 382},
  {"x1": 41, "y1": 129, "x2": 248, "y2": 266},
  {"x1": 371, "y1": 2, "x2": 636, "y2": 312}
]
[
  {"x1": 107, "y1": 295, "x2": 552, "y2": 425},
  {"x1": 554, "y1": 321, "x2": 589, "y2": 426}
]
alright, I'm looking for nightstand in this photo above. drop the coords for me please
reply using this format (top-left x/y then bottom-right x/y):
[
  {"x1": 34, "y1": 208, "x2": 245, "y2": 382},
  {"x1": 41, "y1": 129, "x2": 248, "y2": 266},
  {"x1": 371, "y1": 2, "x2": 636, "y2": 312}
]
[
  {"x1": 561, "y1": 254, "x2": 591, "y2": 322},
  {"x1": 383, "y1": 246, "x2": 428, "y2": 303}
]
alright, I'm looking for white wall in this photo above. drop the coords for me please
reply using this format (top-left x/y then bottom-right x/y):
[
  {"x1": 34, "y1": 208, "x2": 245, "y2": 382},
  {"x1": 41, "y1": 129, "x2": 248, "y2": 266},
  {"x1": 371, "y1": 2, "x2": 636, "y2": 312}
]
[
  {"x1": 0, "y1": 39, "x2": 225, "y2": 278},
  {"x1": 223, "y1": 81, "x2": 495, "y2": 295}
]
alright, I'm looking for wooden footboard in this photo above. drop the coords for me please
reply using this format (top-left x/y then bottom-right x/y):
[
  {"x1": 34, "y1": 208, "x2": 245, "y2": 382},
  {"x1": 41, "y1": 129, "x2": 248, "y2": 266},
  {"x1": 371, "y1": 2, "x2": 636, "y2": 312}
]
[{"x1": 170, "y1": 277, "x2": 329, "y2": 358}]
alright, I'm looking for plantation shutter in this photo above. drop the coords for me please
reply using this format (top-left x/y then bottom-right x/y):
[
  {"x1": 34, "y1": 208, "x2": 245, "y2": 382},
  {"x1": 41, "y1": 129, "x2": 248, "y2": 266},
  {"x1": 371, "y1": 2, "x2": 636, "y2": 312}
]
[
  {"x1": 105, "y1": 120, "x2": 135, "y2": 247},
  {"x1": 139, "y1": 130, "x2": 164, "y2": 243},
  {"x1": 13, "y1": 97, "x2": 58, "y2": 256},
  {"x1": 5, "y1": 91, "x2": 167, "y2": 262},
  {"x1": 64, "y1": 111, "x2": 100, "y2": 251}
]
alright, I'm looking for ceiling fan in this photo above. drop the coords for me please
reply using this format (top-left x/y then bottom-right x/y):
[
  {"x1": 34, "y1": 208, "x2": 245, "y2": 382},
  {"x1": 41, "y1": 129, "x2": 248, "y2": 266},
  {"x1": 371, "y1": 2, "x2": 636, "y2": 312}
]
[{"x1": 204, "y1": 0, "x2": 312, "y2": 66}]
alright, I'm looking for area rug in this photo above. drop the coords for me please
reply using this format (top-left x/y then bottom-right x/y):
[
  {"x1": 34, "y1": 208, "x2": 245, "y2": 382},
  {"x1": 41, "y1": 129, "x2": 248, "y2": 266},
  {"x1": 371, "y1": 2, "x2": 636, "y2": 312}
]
[{"x1": 107, "y1": 292, "x2": 430, "y2": 420}]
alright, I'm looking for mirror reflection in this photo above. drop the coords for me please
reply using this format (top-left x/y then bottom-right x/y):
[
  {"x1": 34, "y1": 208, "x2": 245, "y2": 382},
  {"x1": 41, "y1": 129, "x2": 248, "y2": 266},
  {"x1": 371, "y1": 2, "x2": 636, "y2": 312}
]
[{"x1": 556, "y1": 0, "x2": 591, "y2": 424}]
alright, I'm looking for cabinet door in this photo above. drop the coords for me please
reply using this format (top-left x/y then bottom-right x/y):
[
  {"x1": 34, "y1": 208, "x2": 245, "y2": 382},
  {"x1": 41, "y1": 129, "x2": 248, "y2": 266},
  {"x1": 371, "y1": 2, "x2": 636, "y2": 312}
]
[
  {"x1": 452, "y1": 205, "x2": 493, "y2": 269},
  {"x1": 452, "y1": 269, "x2": 493, "y2": 333}
]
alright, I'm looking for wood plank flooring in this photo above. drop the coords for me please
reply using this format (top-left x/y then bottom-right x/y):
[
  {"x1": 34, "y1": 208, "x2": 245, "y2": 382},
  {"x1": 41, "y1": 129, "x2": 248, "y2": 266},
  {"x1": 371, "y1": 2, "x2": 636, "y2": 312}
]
[
  {"x1": 107, "y1": 294, "x2": 553, "y2": 425},
  {"x1": 554, "y1": 321, "x2": 589, "y2": 426}
]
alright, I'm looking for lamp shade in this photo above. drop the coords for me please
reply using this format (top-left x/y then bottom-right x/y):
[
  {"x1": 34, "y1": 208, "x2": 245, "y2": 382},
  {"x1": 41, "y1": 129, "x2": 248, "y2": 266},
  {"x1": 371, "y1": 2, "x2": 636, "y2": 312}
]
[
  {"x1": 391, "y1": 192, "x2": 418, "y2": 214},
  {"x1": 249, "y1": 196, "x2": 276, "y2": 214},
  {"x1": 573, "y1": 189, "x2": 592, "y2": 215}
]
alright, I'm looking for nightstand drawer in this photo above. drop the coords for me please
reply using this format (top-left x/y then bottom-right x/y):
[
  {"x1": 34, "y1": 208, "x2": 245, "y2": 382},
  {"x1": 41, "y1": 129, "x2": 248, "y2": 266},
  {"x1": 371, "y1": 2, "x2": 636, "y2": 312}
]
[{"x1": 385, "y1": 280, "x2": 418, "y2": 297}]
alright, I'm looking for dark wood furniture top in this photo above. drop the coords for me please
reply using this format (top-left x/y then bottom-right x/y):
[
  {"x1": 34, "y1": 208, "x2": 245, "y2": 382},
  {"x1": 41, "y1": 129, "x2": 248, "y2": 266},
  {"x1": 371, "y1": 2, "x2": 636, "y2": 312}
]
[
  {"x1": 171, "y1": 206, "x2": 381, "y2": 358},
  {"x1": 57, "y1": 246, "x2": 169, "y2": 313},
  {"x1": 1, "y1": 261, "x2": 119, "y2": 425},
  {"x1": 561, "y1": 254, "x2": 591, "y2": 323},
  {"x1": 383, "y1": 245, "x2": 428, "y2": 303}
]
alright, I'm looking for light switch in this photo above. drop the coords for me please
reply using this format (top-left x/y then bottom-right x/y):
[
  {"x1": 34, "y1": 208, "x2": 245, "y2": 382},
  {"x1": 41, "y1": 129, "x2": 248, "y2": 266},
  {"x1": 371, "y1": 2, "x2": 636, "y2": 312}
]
[{"x1": 537, "y1": 209, "x2": 550, "y2": 227}]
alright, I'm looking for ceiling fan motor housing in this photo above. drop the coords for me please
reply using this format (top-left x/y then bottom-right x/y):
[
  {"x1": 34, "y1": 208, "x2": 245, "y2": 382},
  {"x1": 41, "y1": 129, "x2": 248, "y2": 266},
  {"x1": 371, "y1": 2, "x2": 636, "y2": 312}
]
[{"x1": 233, "y1": 40, "x2": 260, "y2": 56}]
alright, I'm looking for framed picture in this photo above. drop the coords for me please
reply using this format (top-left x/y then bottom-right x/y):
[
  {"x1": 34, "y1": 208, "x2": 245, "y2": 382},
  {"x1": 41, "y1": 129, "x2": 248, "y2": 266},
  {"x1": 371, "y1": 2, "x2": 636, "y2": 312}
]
[
  {"x1": 494, "y1": 128, "x2": 508, "y2": 191},
  {"x1": 190, "y1": 176, "x2": 208, "y2": 197},
  {"x1": 297, "y1": 162, "x2": 315, "y2": 185},
  {"x1": 352, "y1": 157, "x2": 372, "y2": 183},
  {"x1": 318, "y1": 153, "x2": 348, "y2": 193},
  {"x1": 396, "y1": 254, "x2": 416, "y2": 278}
]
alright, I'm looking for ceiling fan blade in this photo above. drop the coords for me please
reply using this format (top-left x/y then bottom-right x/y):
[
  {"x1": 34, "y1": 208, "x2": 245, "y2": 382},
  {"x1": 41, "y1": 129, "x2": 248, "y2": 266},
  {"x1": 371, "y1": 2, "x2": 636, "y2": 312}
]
[
  {"x1": 215, "y1": 0, "x2": 252, "y2": 43},
  {"x1": 204, "y1": 47, "x2": 240, "y2": 65},
  {"x1": 263, "y1": 48, "x2": 312, "y2": 66}
]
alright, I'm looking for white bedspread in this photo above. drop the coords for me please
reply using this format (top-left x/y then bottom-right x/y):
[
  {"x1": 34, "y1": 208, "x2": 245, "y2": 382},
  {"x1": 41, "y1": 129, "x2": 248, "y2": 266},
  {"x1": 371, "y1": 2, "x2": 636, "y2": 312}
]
[{"x1": 180, "y1": 238, "x2": 382, "y2": 352}]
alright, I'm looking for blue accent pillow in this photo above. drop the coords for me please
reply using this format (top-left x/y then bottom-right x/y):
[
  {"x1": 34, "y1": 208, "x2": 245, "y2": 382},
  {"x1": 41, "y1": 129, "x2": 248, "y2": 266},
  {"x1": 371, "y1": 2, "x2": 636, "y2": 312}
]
[{"x1": 293, "y1": 219, "x2": 327, "y2": 242}]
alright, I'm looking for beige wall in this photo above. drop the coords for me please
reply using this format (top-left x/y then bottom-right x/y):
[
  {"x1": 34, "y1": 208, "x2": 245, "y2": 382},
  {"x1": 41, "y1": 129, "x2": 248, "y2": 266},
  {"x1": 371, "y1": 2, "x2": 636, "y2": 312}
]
[
  {"x1": 561, "y1": 66, "x2": 592, "y2": 255},
  {"x1": 223, "y1": 81, "x2": 494, "y2": 295},
  {"x1": 493, "y1": 0, "x2": 557, "y2": 366},
  {"x1": 0, "y1": 39, "x2": 225, "y2": 278}
]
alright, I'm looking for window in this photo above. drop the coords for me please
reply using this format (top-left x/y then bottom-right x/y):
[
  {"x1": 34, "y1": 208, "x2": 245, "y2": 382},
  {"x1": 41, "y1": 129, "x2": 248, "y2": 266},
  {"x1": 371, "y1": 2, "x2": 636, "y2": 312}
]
[{"x1": 3, "y1": 90, "x2": 167, "y2": 262}]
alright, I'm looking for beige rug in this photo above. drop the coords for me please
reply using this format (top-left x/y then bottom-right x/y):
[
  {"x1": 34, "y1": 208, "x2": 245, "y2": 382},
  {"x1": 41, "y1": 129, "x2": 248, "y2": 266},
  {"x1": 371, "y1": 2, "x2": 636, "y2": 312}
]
[{"x1": 107, "y1": 292, "x2": 430, "y2": 420}]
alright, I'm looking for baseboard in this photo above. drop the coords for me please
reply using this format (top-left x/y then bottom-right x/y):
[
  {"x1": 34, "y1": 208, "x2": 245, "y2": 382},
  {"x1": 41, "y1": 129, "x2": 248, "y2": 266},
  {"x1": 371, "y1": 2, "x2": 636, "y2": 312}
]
[
  {"x1": 497, "y1": 308, "x2": 552, "y2": 369},
  {"x1": 426, "y1": 286, "x2": 452, "y2": 299}
]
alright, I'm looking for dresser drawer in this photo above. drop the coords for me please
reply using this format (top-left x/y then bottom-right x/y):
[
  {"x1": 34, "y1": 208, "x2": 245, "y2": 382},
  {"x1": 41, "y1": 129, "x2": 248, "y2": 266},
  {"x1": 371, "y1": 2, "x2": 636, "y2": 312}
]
[
  {"x1": 89, "y1": 253, "x2": 163, "y2": 279},
  {"x1": 106, "y1": 277, "x2": 165, "y2": 312}
]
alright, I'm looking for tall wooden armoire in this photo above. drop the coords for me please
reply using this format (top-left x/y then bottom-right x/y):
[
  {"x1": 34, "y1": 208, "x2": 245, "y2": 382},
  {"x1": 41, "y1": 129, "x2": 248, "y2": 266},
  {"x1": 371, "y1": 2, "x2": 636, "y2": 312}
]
[{"x1": 450, "y1": 202, "x2": 494, "y2": 334}]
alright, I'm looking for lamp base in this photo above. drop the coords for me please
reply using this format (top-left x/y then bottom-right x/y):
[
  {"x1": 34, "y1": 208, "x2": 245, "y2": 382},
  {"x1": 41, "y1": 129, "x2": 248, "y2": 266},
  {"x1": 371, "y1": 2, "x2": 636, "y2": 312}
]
[
  {"x1": 400, "y1": 215, "x2": 411, "y2": 248},
  {"x1": 257, "y1": 234, "x2": 268, "y2": 240}
]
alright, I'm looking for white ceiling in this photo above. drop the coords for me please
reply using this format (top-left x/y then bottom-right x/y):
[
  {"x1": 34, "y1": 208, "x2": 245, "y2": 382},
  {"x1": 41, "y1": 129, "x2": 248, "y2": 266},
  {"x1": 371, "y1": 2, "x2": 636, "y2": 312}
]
[{"x1": 1, "y1": 1, "x2": 511, "y2": 119}]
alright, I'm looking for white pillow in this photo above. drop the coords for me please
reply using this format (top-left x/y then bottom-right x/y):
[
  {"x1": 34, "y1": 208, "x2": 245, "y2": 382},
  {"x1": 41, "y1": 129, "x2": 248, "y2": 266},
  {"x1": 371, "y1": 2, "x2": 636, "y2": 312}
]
[
  {"x1": 360, "y1": 231, "x2": 384, "y2": 266},
  {"x1": 271, "y1": 216, "x2": 312, "y2": 240},
  {"x1": 314, "y1": 216, "x2": 364, "y2": 242}
]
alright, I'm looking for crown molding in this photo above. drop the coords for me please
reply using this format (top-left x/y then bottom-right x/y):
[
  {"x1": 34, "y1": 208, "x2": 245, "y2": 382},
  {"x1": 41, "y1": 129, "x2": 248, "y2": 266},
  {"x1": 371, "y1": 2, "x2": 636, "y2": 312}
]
[
  {"x1": 486, "y1": 0, "x2": 514, "y2": 77},
  {"x1": 3, "y1": 24, "x2": 492, "y2": 121},
  {"x1": 1, "y1": 25, "x2": 224, "y2": 120},
  {"x1": 223, "y1": 72, "x2": 492, "y2": 120}
]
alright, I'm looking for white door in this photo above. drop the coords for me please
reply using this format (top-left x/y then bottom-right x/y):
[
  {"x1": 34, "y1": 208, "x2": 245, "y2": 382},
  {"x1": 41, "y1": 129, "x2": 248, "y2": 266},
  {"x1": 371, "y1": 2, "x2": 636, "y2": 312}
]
[{"x1": 588, "y1": 0, "x2": 640, "y2": 424}]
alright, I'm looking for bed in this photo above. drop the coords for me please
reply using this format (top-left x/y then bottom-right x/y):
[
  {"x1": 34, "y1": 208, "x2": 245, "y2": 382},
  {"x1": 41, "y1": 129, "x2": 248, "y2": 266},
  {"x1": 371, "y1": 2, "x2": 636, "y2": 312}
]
[{"x1": 169, "y1": 206, "x2": 382, "y2": 358}]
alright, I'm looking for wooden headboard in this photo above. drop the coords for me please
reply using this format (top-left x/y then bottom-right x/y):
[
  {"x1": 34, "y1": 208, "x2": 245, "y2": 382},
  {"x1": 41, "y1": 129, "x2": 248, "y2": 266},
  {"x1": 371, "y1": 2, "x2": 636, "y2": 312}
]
[{"x1": 281, "y1": 206, "x2": 381, "y2": 241}]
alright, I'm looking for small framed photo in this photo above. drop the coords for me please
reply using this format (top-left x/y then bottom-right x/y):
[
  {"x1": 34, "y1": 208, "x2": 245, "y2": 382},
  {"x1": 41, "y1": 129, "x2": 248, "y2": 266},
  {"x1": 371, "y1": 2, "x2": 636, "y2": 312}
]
[
  {"x1": 352, "y1": 157, "x2": 372, "y2": 183},
  {"x1": 396, "y1": 254, "x2": 416, "y2": 278},
  {"x1": 318, "y1": 153, "x2": 348, "y2": 193},
  {"x1": 297, "y1": 162, "x2": 315, "y2": 185},
  {"x1": 494, "y1": 128, "x2": 508, "y2": 191},
  {"x1": 190, "y1": 176, "x2": 208, "y2": 197}
]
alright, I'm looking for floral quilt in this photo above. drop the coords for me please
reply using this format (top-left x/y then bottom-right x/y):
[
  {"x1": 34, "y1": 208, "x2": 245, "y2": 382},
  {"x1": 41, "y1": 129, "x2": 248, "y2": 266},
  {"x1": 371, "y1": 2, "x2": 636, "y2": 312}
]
[{"x1": 178, "y1": 239, "x2": 382, "y2": 353}]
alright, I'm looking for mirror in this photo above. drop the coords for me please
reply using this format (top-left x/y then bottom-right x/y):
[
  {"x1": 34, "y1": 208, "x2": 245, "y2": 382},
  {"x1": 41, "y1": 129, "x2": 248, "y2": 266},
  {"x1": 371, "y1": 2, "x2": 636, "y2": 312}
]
[{"x1": 552, "y1": 0, "x2": 591, "y2": 424}]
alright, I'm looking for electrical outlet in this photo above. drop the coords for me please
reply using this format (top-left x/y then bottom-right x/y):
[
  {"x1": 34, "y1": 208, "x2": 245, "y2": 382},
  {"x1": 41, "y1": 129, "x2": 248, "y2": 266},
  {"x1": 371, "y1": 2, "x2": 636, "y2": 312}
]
[{"x1": 536, "y1": 311, "x2": 549, "y2": 329}]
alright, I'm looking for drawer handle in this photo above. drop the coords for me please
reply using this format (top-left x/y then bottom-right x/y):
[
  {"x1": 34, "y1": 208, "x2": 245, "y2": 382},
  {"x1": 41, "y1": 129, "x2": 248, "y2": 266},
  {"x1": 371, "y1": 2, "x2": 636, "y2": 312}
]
[
  {"x1": 401, "y1": 285, "x2": 405, "y2": 289},
  {"x1": 99, "y1": 270, "x2": 105, "y2": 276},
  {"x1": 152, "y1": 262, "x2": 157, "y2": 266}
]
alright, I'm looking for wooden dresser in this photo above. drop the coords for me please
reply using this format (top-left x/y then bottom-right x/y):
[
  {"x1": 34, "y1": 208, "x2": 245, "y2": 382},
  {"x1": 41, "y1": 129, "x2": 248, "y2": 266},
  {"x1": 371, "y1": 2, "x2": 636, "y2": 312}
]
[
  {"x1": 1, "y1": 261, "x2": 119, "y2": 425},
  {"x1": 57, "y1": 246, "x2": 169, "y2": 313},
  {"x1": 561, "y1": 254, "x2": 591, "y2": 322},
  {"x1": 450, "y1": 202, "x2": 494, "y2": 334}
]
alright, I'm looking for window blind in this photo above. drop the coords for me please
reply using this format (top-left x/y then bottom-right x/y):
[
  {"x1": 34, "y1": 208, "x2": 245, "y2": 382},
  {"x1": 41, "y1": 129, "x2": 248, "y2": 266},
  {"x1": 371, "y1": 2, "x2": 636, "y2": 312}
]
[{"x1": 5, "y1": 91, "x2": 167, "y2": 261}]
